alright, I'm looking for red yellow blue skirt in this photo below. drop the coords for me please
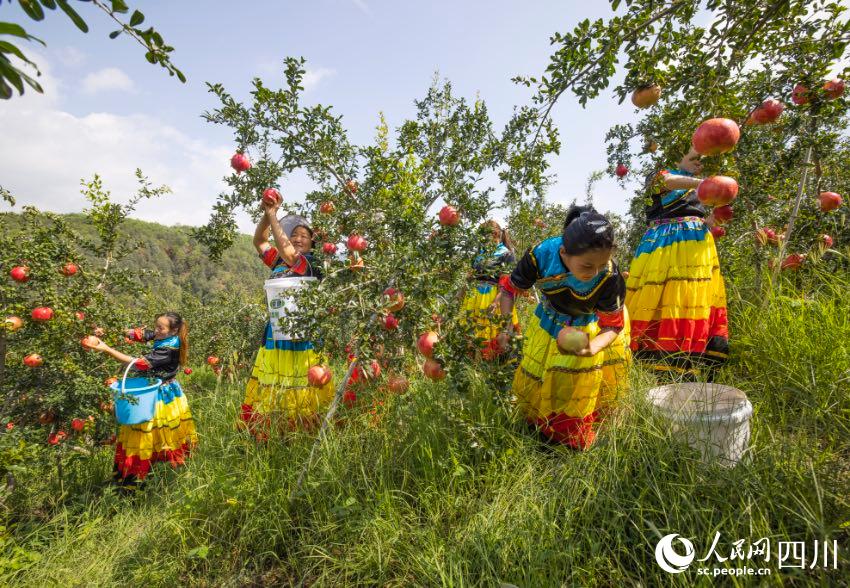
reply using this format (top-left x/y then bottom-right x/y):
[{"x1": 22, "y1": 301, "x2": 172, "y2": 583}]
[
  {"x1": 114, "y1": 380, "x2": 196, "y2": 481},
  {"x1": 512, "y1": 302, "x2": 631, "y2": 449},
  {"x1": 240, "y1": 323, "x2": 334, "y2": 438},
  {"x1": 460, "y1": 281, "x2": 520, "y2": 348},
  {"x1": 625, "y1": 217, "x2": 728, "y2": 375}
]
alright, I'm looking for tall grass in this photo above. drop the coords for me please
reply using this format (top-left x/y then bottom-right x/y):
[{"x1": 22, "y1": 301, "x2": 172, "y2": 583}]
[{"x1": 2, "y1": 277, "x2": 849, "y2": 586}]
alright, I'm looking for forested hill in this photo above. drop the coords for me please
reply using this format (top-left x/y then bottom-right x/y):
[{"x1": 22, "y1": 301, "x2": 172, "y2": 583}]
[{"x1": 6, "y1": 212, "x2": 268, "y2": 302}]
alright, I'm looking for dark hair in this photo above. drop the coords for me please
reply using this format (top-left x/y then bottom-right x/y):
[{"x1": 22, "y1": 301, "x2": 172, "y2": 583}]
[
  {"x1": 483, "y1": 220, "x2": 515, "y2": 253},
  {"x1": 561, "y1": 205, "x2": 615, "y2": 255},
  {"x1": 158, "y1": 312, "x2": 189, "y2": 365}
]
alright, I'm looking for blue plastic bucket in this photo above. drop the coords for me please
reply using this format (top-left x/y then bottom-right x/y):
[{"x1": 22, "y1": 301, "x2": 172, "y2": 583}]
[{"x1": 110, "y1": 377, "x2": 161, "y2": 425}]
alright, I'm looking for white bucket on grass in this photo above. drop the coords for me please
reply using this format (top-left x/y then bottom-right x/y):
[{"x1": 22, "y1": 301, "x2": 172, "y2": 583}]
[
  {"x1": 648, "y1": 383, "x2": 753, "y2": 466},
  {"x1": 264, "y1": 276, "x2": 317, "y2": 341}
]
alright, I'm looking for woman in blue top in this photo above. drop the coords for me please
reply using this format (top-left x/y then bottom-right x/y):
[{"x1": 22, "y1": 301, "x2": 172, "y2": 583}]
[
  {"x1": 459, "y1": 220, "x2": 520, "y2": 359},
  {"x1": 92, "y1": 312, "x2": 197, "y2": 489},
  {"x1": 499, "y1": 206, "x2": 630, "y2": 449}
]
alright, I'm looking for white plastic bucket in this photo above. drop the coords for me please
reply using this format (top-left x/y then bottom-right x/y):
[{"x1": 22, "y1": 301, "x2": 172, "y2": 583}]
[
  {"x1": 647, "y1": 383, "x2": 753, "y2": 466},
  {"x1": 264, "y1": 276, "x2": 317, "y2": 341}
]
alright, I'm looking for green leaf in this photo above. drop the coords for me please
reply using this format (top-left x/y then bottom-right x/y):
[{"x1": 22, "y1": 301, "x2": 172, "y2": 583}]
[
  {"x1": 129, "y1": 10, "x2": 144, "y2": 27},
  {"x1": 108, "y1": 30, "x2": 121, "y2": 39},
  {"x1": 0, "y1": 62, "x2": 25, "y2": 94},
  {"x1": 110, "y1": 0, "x2": 130, "y2": 13},
  {"x1": 19, "y1": 0, "x2": 46, "y2": 21},
  {"x1": 56, "y1": 0, "x2": 90, "y2": 33},
  {"x1": 175, "y1": 68, "x2": 186, "y2": 83},
  {"x1": 186, "y1": 545, "x2": 209, "y2": 559},
  {"x1": 0, "y1": 77, "x2": 13, "y2": 99},
  {"x1": 0, "y1": 41, "x2": 30, "y2": 63},
  {"x1": 0, "y1": 23, "x2": 46, "y2": 46},
  {"x1": 39, "y1": 0, "x2": 57, "y2": 9}
]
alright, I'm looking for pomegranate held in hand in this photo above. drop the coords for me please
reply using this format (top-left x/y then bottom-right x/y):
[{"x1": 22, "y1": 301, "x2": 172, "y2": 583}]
[{"x1": 556, "y1": 327, "x2": 589, "y2": 354}]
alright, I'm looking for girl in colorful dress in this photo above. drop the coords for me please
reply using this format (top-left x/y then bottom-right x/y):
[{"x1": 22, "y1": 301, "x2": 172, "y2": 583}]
[
  {"x1": 625, "y1": 147, "x2": 728, "y2": 380},
  {"x1": 240, "y1": 198, "x2": 334, "y2": 438},
  {"x1": 498, "y1": 206, "x2": 630, "y2": 449},
  {"x1": 92, "y1": 312, "x2": 197, "y2": 488},
  {"x1": 460, "y1": 220, "x2": 520, "y2": 358}
]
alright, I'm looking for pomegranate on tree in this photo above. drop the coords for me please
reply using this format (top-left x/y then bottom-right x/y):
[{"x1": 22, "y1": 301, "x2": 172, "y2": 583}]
[
  {"x1": 422, "y1": 358, "x2": 446, "y2": 381},
  {"x1": 823, "y1": 78, "x2": 845, "y2": 100},
  {"x1": 60, "y1": 262, "x2": 79, "y2": 276},
  {"x1": 184, "y1": 368, "x2": 193, "y2": 375},
  {"x1": 31, "y1": 307, "x2": 54, "y2": 322},
  {"x1": 818, "y1": 191, "x2": 843, "y2": 212},
  {"x1": 416, "y1": 331, "x2": 440, "y2": 357},
  {"x1": 10, "y1": 266, "x2": 30, "y2": 283},
  {"x1": 710, "y1": 226, "x2": 726, "y2": 239},
  {"x1": 4, "y1": 316, "x2": 23, "y2": 332},
  {"x1": 71, "y1": 418, "x2": 85, "y2": 432},
  {"x1": 696, "y1": 176, "x2": 739, "y2": 206},
  {"x1": 383, "y1": 287, "x2": 405, "y2": 312},
  {"x1": 207, "y1": 356, "x2": 220, "y2": 366},
  {"x1": 781, "y1": 253, "x2": 805, "y2": 270},
  {"x1": 691, "y1": 118, "x2": 740, "y2": 156},
  {"x1": 820, "y1": 234, "x2": 834, "y2": 248},
  {"x1": 230, "y1": 152, "x2": 251, "y2": 173},
  {"x1": 319, "y1": 201, "x2": 336, "y2": 214},
  {"x1": 791, "y1": 84, "x2": 810, "y2": 105},
  {"x1": 631, "y1": 84, "x2": 661, "y2": 109},
  {"x1": 307, "y1": 365, "x2": 332, "y2": 387},
  {"x1": 438, "y1": 205, "x2": 460, "y2": 226},
  {"x1": 322, "y1": 242, "x2": 338, "y2": 255},
  {"x1": 345, "y1": 179, "x2": 359, "y2": 194},
  {"x1": 23, "y1": 354, "x2": 43, "y2": 367},
  {"x1": 615, "y1": 163, "x2": 628, "y2": 178},
  {"x1": 749, "y1": 98, "x2": 785, "y2": 124},
  {"x1": 712, "y1": 205, "x2": 734, "y2": 224},
  {"x1": 347, "y1": 234, "x2": 368, "y2": 252},
  {"x1": 383, "y1": 313, "x2": 399, "y2": 330},
  {"x1": 387, "y1": 374, "x2": 409, "y2": 393}
]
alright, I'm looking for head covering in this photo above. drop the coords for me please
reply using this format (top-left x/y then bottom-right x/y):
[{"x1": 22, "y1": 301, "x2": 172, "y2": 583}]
[{"x1": 279, "y1": 214, "x2": 313, "y2": 238}]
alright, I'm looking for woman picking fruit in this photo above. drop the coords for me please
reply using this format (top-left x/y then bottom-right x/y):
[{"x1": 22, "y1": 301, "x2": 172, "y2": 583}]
[
  {"x1": 625, "y1": 147, "x2": 728, "y2": 380},
  {"x1": 498, "y1": 206, "x2": 630, "y2": 449},
  {"x1": 459, "y1": 220, "x2": 520, "y2": 359},
  {"x1": 91, "y1": 312, "x2": 197, "y2": 490},
  {"x1": 239, "y1": 192, "x2": 333, "y2": 439}
]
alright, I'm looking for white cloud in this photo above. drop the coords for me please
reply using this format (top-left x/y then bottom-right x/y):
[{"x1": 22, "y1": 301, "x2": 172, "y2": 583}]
[
  {"x1": 55, "y1": 46, "x2": 86, "y2": 68},
  {"x1": 81, "y1": 67, "x2": 136, "y2": 95},
  {"x1": 0, "y1": 55, "x2": 244, "y2": 232},
  {"x1": 302, "y1": 67, "x2": 337, "y2": 92}
]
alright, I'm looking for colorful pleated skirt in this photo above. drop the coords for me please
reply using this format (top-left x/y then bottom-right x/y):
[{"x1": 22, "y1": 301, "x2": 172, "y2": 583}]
[
  {"x1": 512, "y1": 302, "x2": 631, "y2": 449},
  {"x1": 625, "y1": 217, "x2": 729, "y2": 377},
  {"x1": 460, "y1": 281, "x2": 520, "y2": 348},
  {"x1": 114, "y1": 380, "x2": 196, "y2": 483},
  {"x1": 240, "y1": 323, "x2": 334, "y2": 438}
]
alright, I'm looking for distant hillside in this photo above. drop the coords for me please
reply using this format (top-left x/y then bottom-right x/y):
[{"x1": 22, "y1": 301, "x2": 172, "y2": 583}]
[{"x1": 4, "y1": 212, "x2": 268, "y2": 303}]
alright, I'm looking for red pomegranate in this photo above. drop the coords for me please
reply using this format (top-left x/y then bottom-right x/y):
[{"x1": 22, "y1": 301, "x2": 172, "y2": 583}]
[{"x1": 692, "y1": 118, "x2": 740, "y2": 156}]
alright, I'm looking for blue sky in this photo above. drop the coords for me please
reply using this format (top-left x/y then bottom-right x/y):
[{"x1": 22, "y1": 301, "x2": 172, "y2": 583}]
[{"x1": 0, "y1": 0, "x2": 643, "y2": 232}]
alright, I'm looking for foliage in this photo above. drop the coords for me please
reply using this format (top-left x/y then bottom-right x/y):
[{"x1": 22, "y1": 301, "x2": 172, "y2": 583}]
[
  {"x1": 0, "y1": 0, "x2": 183, "y2": 100},
  {"x1": 0, "y1": 277, "x2": 848, "y2": 584},
  {"x1": 199, "y1": 57, "x2": 558, "y2": 388}
]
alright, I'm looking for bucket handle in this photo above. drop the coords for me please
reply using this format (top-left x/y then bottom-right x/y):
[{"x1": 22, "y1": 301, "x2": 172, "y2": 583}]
[{"x1": 118, "y1": 357, "x2": 140, "y2": 402}]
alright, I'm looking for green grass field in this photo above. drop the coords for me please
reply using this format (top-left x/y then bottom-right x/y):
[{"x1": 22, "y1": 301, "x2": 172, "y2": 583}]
[{"x1": 2, "y1": 282, "x2": 849, "y2": 586}]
